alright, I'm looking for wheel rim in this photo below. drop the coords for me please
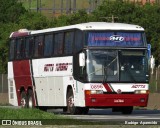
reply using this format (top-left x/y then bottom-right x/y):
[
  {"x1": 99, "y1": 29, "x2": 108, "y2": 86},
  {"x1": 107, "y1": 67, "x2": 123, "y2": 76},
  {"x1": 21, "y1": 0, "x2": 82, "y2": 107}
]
[
  {"x1": 28, "y1": 97, "x2": 33, "y2": 108},
  {"x1": 68, "y1": 96, "x2": 74, "y2": 108},
  {"x1": 21, "y1": 98, "x2": 26, "y2": 108},
  {"x1": 67, "y1": 95, "x2": 74, "y2": 113}
]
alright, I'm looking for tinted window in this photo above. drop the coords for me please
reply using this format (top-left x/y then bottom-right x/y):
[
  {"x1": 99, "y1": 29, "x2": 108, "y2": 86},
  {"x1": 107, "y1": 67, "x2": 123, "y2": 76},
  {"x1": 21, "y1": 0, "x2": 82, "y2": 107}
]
[
  {"x1": 64, "y1": 31, "x2": 74, "y2": 54},
  {"x1": 44, "y1": 34, "x2": 53, "y2": 57},
  {"x1": 9, "y1": 39, "x2": 16, "y2": 60},
  {"x1": 54, "y1": 33, "x2": 64, "y2": 55},
  {"x1": 75, "y1": 30, "x2": 83, "y2": 52},
  {"x1": 16, "y1": 38, "x2": 24, "y2": 59},
  {"x1": 25, "y1": 37, "x2": 34, "y2": 58},
  {"x1": 34, "y1": 35, "x2": 44, "y2": 58}
]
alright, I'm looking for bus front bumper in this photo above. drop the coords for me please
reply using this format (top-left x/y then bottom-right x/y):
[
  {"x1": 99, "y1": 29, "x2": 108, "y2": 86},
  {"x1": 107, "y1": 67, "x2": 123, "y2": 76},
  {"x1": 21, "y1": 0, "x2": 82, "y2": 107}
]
[{"x1": 85, "y1": 94, "x2": 149, "y2": 107}]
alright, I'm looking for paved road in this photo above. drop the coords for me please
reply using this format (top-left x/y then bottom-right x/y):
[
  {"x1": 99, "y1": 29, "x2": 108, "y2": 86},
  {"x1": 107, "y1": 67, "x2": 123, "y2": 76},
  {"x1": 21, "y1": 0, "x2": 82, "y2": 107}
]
[{"x1": 49, "y1": 108, "x2": 160, "y2": 125}]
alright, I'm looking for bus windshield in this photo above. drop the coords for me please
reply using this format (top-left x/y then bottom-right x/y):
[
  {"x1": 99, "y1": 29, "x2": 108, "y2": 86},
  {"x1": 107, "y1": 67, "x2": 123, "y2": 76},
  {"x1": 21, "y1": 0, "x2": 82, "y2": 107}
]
[
  {"x1": 86, "y1": 31, "x2": 146, "y2": 47},
  {"x1": 86, "y1": 50, "x2": 149, "y2": 83}
]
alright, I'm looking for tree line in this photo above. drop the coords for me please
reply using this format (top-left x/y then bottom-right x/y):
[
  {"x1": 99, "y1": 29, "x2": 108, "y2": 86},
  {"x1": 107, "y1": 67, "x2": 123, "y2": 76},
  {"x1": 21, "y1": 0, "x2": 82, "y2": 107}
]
[{"x1": 1, "y1": 0, "x2": 160, "y2": 73}]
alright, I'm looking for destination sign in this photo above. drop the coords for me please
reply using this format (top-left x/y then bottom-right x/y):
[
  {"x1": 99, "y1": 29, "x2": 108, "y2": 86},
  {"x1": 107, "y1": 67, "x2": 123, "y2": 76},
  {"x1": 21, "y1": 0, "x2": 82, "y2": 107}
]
[{"x1": 87, "y1": 32, "x2": 144, "y2": 47}]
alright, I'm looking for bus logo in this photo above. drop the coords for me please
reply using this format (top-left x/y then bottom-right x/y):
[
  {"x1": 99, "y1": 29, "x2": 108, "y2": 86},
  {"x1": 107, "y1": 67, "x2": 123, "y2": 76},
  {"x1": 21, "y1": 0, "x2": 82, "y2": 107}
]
[{"x1": 110, "y1": 35, "x2": 124, "y2": 42}]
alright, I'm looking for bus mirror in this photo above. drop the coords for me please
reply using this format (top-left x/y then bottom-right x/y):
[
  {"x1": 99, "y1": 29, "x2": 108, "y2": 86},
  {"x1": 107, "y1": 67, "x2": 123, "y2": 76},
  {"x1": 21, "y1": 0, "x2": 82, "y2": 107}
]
[{"x1": 79, "y1": 53, "x2": 85, "y2": 67}]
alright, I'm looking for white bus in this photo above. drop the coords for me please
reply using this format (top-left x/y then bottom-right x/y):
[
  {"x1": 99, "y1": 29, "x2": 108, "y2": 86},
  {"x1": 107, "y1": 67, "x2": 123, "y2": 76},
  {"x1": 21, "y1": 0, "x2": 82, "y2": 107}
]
[{"x1": 8, "y1": 22, "x2": 149, "y2": 114}]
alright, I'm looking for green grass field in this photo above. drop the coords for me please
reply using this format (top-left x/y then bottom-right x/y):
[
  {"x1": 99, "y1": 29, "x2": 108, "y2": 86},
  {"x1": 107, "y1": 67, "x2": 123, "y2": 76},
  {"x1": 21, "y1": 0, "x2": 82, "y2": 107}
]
[
  {"x1": 22, "y1": 0, "x2": 95, "y2": 10},
  {"x1": 0, "y1": 107, "x2": 122, "y2": 125},
  {"x1": 0, "y1": 107, "x2": 63, "y2": 119},
  {"x1": 0, "y1": 107, "x2": 88, "y2": 125}
]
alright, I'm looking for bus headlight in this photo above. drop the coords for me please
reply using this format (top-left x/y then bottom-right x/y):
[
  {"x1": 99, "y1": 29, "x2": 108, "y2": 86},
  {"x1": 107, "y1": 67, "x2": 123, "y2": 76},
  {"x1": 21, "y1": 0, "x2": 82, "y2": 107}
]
[
  {"x1": 91, "y1": 90, "x2": 103, "y2": 94},
  {"x1": 134, "y1": 90, "x2": 148, "y2": 94}
]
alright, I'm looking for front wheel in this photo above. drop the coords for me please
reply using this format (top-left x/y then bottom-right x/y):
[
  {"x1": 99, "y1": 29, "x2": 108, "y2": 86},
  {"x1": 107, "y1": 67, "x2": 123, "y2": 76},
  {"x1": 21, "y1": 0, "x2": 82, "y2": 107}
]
[{"x1": 66, "y1": 90, "x2": 81, "y2": 115}]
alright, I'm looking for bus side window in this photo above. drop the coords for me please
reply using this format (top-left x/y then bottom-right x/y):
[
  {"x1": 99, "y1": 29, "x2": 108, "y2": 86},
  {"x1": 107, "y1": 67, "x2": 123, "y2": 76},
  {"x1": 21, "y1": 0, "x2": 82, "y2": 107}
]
[
  {"x1": 25, "y1": 37, "x2": 34, "y2": 58},
  {"x1": 44, "y1": 34, "x2": 53, "y2": 57},
  {"x1": 9, "y1": 39, "x2": 16, "y2": 60},
  {"x1": 34, "y1": 35, "x2": 44, "y2": 58},
  {"x1": 74, "y1": 30, "x2": 83, "y2": 53},
  {"x1": 16, "y1": 38, "x2": 24, "y2": 59},
  {"x1": 64, "y1": 31, "x2": 74, "y2": 54},
  {"x1": 54, "y1": 33, "x2": 64, "y2": 55}
]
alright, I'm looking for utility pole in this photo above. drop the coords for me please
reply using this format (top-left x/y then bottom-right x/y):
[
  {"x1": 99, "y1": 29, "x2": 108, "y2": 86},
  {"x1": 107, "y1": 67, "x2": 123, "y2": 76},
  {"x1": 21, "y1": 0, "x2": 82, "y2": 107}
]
[{"x1": 101, "y1": 15, "x2": 118, "y2": 23}]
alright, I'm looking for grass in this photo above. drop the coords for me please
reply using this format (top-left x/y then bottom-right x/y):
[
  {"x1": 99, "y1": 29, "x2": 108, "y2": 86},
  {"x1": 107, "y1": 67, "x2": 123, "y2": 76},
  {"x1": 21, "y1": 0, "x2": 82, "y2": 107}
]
[
  {"x1": 20, "y1": 0, "x2": 104, "y2": 18},
  {"x1": 0, "y1": 107, "x2": 86, "y2": 125},
  {"x1": 0, "y1": 107, "x2": 123, "y2": 125},
  {"x1": 21, "y1": 0, "x2": 92, "y2": 10},
  {"x1": 0, "y1": 107, "x2": 62, "y2": 119}
]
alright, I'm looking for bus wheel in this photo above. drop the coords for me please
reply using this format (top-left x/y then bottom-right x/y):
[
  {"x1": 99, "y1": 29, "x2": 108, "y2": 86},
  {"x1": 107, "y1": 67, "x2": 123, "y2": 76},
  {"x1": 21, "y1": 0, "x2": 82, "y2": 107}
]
[
  {"x1": 20, "y1": 91, "x2": 27, "y2": 108},
  {"x1": 121, "y1": 106, "x2": 133, "y2": 115},
  {"x1": 67, "y1": 90, "x2": 81, "y2": 115},
  {"x1": 27, "y1": 90, "x2": 34, "y2": 108}
]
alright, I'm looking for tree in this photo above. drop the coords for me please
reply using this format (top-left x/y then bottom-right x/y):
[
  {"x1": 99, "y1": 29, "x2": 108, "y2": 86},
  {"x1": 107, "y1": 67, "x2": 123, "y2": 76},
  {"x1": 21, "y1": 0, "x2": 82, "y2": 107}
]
[
  {"x1": 0, "y1": 1, "x2": 50, "y2": 73},
  {"x1": 92, "y1": 1, "x2": 160, "y2": 64},
  {"x1": 0, "y1": 0, "x2": 26, "y2": 23}
]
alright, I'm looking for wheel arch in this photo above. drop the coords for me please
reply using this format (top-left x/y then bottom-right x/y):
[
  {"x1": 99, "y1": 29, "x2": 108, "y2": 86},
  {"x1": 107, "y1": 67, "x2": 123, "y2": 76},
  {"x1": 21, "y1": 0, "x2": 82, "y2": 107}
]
[
  {"x1": 27, "y1": 86, "x2": 33, "y2": 93},
  {"x1": 66, "y1": 85, "x2": 73, "y2": 97},
  {"x1": 20, "y1": 86, "x2": 25, "y2": 94}
]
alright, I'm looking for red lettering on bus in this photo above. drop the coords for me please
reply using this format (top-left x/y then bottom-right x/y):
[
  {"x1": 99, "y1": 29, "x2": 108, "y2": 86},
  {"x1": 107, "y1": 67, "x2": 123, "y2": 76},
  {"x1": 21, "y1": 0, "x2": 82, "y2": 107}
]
[
  {"x1": 44, "y1": 64, "x2": 54, "y2": 72},
  {"x1": 56, "y1": 63, "x2": 68, "y2": 71},
  {"x1": 131, "y1": 85, "x2": 145, "y2": 88}
]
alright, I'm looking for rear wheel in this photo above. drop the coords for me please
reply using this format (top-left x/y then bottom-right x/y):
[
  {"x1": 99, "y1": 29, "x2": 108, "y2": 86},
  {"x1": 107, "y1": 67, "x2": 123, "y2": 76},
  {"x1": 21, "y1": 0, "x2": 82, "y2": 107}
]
[
  {"x1": 27, "y1": 90, "x2": 34, "y2": 108},
  {"x1": 20, "y1": 91, "x2": 27, "y2": 108}
]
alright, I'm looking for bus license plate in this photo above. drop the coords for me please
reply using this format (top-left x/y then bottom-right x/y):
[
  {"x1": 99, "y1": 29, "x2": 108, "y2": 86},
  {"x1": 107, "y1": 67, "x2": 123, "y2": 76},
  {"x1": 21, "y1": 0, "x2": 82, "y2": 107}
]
[{"x1": 114, "y1": 99, "x2": 125, "y2": 103}]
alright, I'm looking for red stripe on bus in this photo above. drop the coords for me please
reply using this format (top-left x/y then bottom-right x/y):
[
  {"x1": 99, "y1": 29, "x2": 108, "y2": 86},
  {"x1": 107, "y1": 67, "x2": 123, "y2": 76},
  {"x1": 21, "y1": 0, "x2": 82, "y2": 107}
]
[
  {"x1": 13, "y1": 60, "x2": 35, "y2": 106},
  {"x1": 103, "y1": 83, "x2": 113, "y2": 92}
]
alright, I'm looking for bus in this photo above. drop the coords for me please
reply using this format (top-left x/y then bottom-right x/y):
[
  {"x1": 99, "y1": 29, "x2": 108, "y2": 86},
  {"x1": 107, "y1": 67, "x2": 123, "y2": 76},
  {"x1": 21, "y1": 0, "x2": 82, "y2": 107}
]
[{"x1": 8, "y1": 22, "x2": 149, "y2": 114}]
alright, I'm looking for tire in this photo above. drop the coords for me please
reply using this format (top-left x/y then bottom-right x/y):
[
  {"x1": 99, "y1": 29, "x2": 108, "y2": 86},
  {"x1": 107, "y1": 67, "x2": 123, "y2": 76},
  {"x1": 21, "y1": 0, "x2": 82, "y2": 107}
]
[
  {"x1": 66, "y1": 90, "x2": 81, "y2": 115},
  {"x1": 20, "y1": 91, "x2": 27, "y2": 108},
  {"x1": 121, "y1": 106, "x2": 133, "y2": 115},
  {"x1": 27, "y1": 90, "x2": 34, "y2": 108}
]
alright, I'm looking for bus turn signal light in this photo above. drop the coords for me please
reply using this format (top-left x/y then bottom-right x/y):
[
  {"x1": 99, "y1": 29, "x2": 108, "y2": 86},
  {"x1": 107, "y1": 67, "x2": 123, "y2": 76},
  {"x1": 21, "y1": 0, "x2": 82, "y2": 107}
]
[{"x1": 85, "y1": 90, "x2": 103, "y2": 95}]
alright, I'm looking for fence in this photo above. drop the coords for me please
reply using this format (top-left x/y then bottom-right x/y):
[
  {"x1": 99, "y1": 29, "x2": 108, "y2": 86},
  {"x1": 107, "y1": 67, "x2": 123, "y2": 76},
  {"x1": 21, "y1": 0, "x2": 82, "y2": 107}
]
[
  {"x1": 20, "y1": 0, "x2": 103, "y2": 18},
  {"x1": 19, "y1": 0, "x2": 160, "y2": 18},
  {"x1": 0, "y1": 74, "x2": 8, "y2": 93}
]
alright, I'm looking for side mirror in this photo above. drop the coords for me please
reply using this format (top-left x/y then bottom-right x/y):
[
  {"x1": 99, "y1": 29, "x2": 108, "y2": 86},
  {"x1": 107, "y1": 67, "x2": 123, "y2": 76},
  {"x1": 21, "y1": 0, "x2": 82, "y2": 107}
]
[{"x1": 79, "y1": 53, "x2": 85, "y2": 67}]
